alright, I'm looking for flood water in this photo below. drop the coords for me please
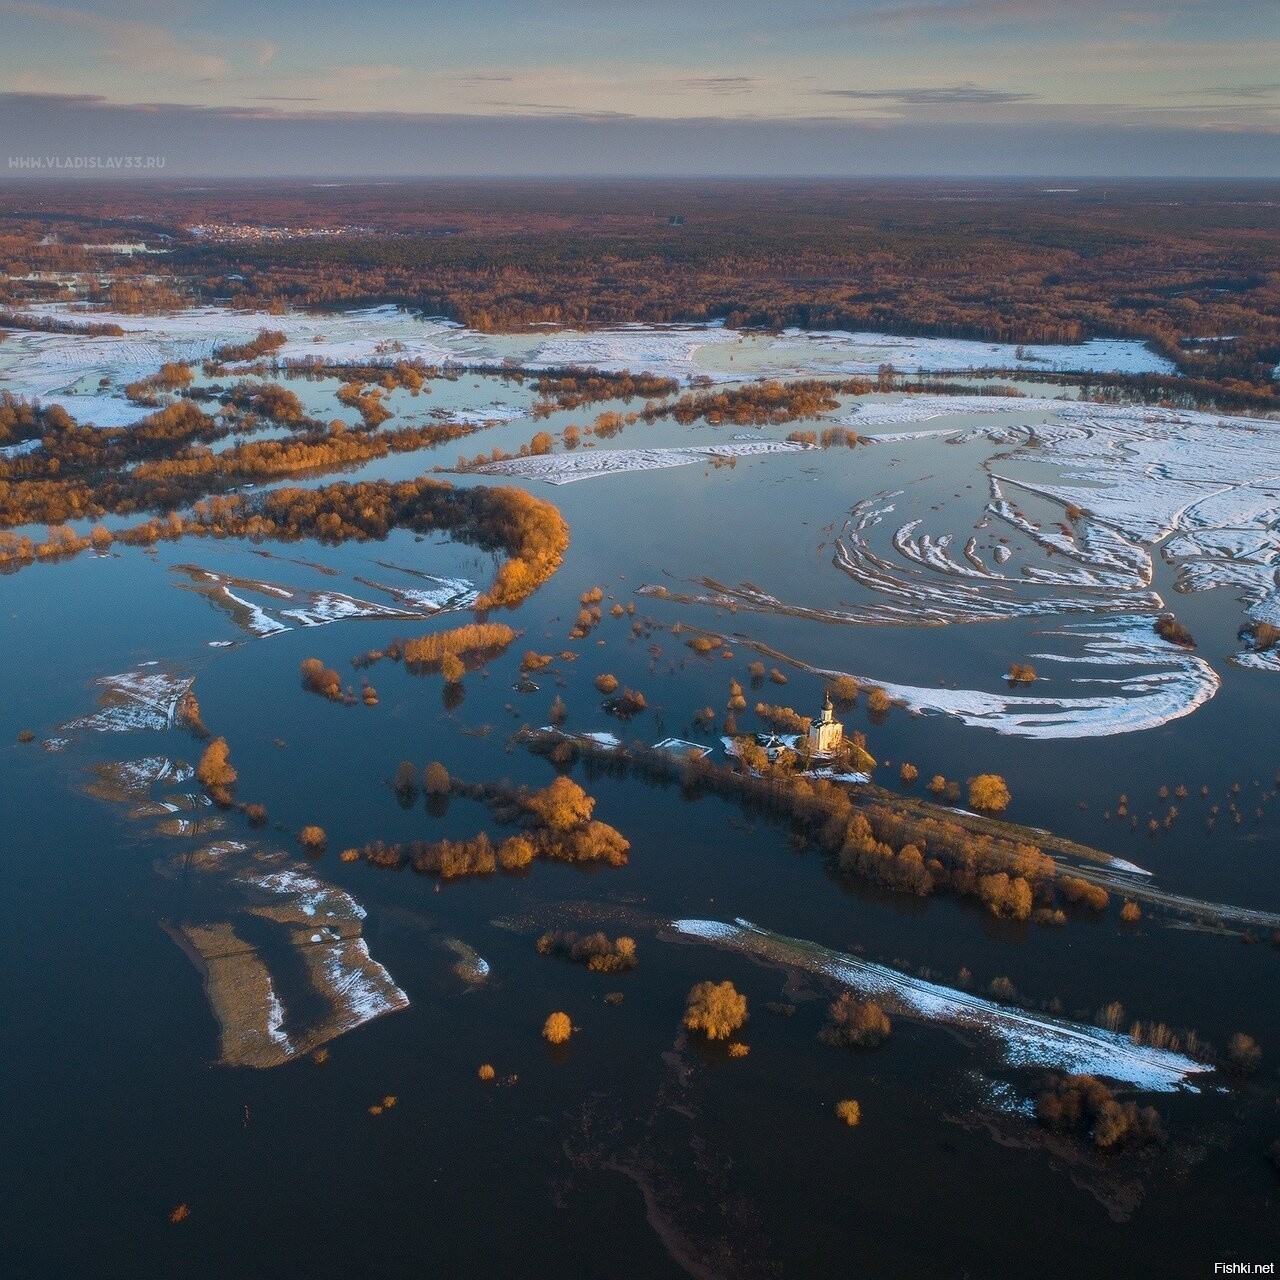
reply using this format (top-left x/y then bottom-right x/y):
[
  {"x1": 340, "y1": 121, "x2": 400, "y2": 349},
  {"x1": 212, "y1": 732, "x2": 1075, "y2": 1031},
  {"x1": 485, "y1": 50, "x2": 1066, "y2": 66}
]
[{"x1": 1, "y1": 335, "x2": 1277, "y2": 1279}]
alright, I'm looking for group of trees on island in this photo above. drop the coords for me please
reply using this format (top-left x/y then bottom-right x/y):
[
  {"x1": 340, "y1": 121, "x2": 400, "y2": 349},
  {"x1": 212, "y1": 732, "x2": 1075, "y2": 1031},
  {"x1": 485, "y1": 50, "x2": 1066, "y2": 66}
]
[
  {"x1": 1154, "y1": 614, "x2": 1197, "y2": 649},
  {"x1": 521, "y1": 728, "x2": 1114, "y2": 926},
  {"x1": 529, "y1": 369, "x2": 679, "y2": 415},
  {"x1": 392, "y1": 759, "x2": 452, "y2": 801},
  {"x1": 1242, "y1": 621, "x2": 1280, "y2": 654},
  {"x1": 1036, "y1": 1074, "x2": 1164, "y2": 1150},
  {"x1": 354, "y1": 622, "x2": 520, "y2": 681},
  {"x1": 209, "y1": 328, "x2": 287, "y2": 366},
  {"x1": 819, "y1": 993, "x2": 892, "y2": 1049},
  {"x1": 645, "y1": 379, "x2": 855, "y2": 428},
  {"x1": 300, "y1": 657, "x2": 365, "y2": 704},
  {"x1": 195, "y1": 737, "x2": 237, "y2": 806},
  {"x1": 343, "y1": 774, "x2": 629, "y2": 880},
  {"x1": 536, "y1": 930, "x2": 638, "y2": 972},
  {"x1": 124, "y1": 362, "x2": 194, "y2": 406}
]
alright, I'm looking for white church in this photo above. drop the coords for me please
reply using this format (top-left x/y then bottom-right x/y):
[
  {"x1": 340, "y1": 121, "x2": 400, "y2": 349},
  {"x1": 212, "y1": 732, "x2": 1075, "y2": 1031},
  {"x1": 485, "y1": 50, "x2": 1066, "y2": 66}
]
[{"x1": 806, "y1": 691, "x2": 844, "y2": 757}]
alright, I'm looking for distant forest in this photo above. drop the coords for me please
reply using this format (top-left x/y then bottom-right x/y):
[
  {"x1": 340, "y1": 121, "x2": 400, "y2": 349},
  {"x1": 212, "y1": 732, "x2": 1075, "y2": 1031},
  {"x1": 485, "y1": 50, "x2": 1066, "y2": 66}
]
[{"x1": 1, "y1": 179, "x2": 1277, "y2": 399}]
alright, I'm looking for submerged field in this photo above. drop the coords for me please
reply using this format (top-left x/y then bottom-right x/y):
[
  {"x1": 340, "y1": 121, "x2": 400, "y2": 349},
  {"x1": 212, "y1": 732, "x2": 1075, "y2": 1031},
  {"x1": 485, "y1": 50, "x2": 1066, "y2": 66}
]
[{"x1": 1, "y1": 304, "x2": 1277, "y2": 1279}]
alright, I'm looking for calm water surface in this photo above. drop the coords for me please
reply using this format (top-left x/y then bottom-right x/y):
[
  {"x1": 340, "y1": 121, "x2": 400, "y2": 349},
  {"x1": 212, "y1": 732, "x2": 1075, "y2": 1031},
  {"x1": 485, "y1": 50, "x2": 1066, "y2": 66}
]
[{"x1": 1, "y1": 374, "x2": 1276, "y2": 1279}]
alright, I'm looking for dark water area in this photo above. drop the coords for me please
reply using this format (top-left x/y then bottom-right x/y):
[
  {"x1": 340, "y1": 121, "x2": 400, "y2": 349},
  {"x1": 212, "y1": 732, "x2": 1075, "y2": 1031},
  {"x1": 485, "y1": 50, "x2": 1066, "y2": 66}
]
[{"x1": 1, "y1": 379, "x2": 1278, "y2": 1279}]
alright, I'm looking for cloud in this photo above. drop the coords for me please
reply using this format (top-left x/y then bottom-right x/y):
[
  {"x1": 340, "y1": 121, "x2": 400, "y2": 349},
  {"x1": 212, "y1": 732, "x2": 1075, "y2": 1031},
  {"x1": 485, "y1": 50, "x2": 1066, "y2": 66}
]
[
  {"x1": 0, "y1": 1, "x2": 267, "y2": 81},
  {"x1": 465, "y1": 100, "x2": 637, "y2": 119},
  {"x1": 822, "y1": 84, "x2": 1037, "y2": 104},
  {"x1": 678, "y1": 76, "x2": 760, "y2": 95},
  {"x1": 326, "y1": 64, "x2": 406, "y2": 85},
  {"x1": 854, "y1": 0, "x2": 1216, "y2": 27},
  {"x1": 1169, "y1": 81, "x2": 1280, "y2": 99},
  {"x1": 0, "y1": 86, "x2": 1274, "y2": 183}
]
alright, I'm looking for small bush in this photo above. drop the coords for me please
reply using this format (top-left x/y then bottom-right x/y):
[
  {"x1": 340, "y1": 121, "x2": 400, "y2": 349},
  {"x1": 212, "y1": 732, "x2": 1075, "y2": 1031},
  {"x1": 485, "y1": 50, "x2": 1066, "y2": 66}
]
[
  {"x1": 683, "y1": 980, "x2": 748, "y2": 1041},
  {"x1": 542, "y1": 1012, "x2": 573, "y2": 1045},
  {"x1": 1227, "y1": 1033, "x2": 1261, "y2": 1075},
  {"x1": 835, "y1": 1099, "x2": 861, "y2": 1127},
  {"x1": 820, "y1": 993, "x2": 891, "y2": 1048},
  {"x1": 968, "y1": 773, "x2": 1011, "y2": 812}
]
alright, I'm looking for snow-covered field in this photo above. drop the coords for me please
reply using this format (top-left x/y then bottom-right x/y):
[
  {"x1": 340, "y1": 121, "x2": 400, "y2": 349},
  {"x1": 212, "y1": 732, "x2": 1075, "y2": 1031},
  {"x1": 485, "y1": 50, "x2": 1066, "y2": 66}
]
[
  {"x1": 0, "y1": 304, "x2": 1176, "y2": 430},
  {"x1": 763, "y1": 331, "x2": 1175, "y2": 378}
]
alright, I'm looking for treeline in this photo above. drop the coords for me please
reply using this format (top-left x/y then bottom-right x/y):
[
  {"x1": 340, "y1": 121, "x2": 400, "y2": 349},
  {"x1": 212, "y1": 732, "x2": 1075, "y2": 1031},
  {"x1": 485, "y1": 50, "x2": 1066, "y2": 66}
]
[
  {"x1": 0, "y1": 310, "x2": 125, "y2": 338},
  {"x1": 116, "y1": 180, "x2": 1279, "y2": 398},
  {"x1": 0, "y1": 396, "x2": 488, "y2": 529},
  {"x1": 786, "y1": 426, "x2": 861, "y2": 448},
  {"x1": 210, "y1": 328, "x2": 287, "y2": 365},
  {"x1": 531, "y1": 369, "x2": 680, "y2": 415},
  {"x1": 644, "y1": 379, "x2": 858, "y2": 427},
  {"x1": 1, "y1": 475, "x2": 568, "y2": 612},
  {"x1": 91, "y1": 280, "x2": 189, "y2": 314}
]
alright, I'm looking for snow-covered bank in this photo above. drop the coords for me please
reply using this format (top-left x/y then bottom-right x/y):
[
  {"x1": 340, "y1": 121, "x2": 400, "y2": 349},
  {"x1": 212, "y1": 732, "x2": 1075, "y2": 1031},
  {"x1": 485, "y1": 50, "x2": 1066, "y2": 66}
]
[
  {"x1": 670, "y1": 918, "x2": 1207, "y2": 1091},
  {"x1": 165, "y1": 842, "x2": 409, "y2": 1069},
  {"x1": 173, "y1": 564, "x2": 470, "y2": 638},
  {"x1": 807, "y1": 617, "x2": 1218, "y2": 740},
  {"x1": 64, "y1": 666, "x2": 192, "y2": 733},
  {"x1": 477, "y1": 440, "x2": 811, "y2": 484}
]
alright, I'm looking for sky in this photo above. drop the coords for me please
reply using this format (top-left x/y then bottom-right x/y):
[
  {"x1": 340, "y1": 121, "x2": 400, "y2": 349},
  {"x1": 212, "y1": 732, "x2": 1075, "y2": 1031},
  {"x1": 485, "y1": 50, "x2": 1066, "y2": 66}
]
[{"x1": 1, "y1": 0, "x2": 1277, "y2": 176}]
